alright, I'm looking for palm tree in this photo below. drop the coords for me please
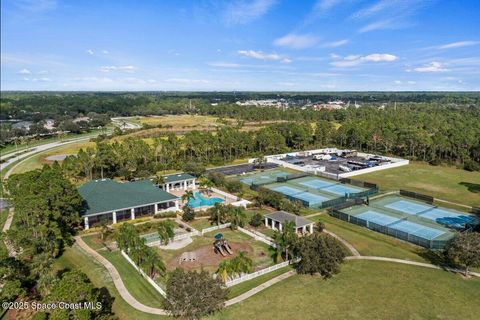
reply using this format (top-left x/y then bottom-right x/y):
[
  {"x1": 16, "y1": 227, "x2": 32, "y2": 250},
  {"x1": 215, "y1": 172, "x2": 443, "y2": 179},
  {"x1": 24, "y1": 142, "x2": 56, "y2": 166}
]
[
  {"x1": 216, "y1": 260, "x2": 230, "y2": 283},
  {"x1": 272, "y1": 221, "x2": 296, "y2": 263},
  {"x1": 234, "y1": 251, "x2": 253, "y2": 275},
  {"x1": 142, "y1": 247, "x2": 165, "y2": 278},
  {"x1": 209, "y1": 203, "x2": 228, "y2": 226},
  {"x1": 153, "y1": 172, "x2": 165, "y2": 186},
  {"x1": 181, "y1": 190, "x2": 195, "y2": 204},
  {"x1": 157, "y1": 219, "x2": 175, "y2": 245},
  {"x1": 227, "y1": 206, "x2": 247, "y2": 230}
]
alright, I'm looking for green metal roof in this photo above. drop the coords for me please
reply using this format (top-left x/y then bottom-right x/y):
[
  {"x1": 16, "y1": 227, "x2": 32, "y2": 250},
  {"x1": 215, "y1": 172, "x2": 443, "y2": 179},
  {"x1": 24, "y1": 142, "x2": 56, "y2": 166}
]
[
  {"x1": 78, "y1": 179, "x2": 178, "y2": 216},
  {"x1": 163, "y1": 173, "x2": 195, "y2": 183}
]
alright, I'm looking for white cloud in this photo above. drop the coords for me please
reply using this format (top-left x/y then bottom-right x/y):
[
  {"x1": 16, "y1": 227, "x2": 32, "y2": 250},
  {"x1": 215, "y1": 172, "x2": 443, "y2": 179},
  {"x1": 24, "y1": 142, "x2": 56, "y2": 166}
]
[
  {"x1": 435, "y1": 41, "x2": 479, "y2": 50},
  {"x1": 224, "y1": 0, "x2": 277, "y2": 25},
  {"x1": 314, "y1": 0, "x2": 348, "y2": 12},
  {"x1": 322, "y1": 39, "x2": 350, "y2": 48},
  {"x1": 38, "y1": 70, "x2": 48, "y2": 74},
  {"x1": 208, "y1": 62, "x2": 242, "y2": 68},
  {"x1": 14, "y1": 0, "x2": 57, "y2": 12},
  {"x1": 273, "y1": 33, "x2": 318, "y2": 49},
  {"x1": 238, "y1": 50, "x2": 291, "y2": 63},
  {"x1": 412, "y1": 61, "x2": 449, "y2": 73},
  {"x1": 31, "y1": 77, "x2": 52, "y2": 82},
  {"x1": 102, "y1": 50, "x2": 109, "y2": 54},
  {"x1": 18, "y1": 68, "x2": 31, "y2": 74},
  {"x1": 86, "y1": 49, "x2": 94, "y2": 55},
  {"x1": 358, "y1": 19, "x2": 396, "y2": 33},
  {"x1": 100, "y1": 65, "x2": 137, "y2": 73},
  {"x1": 331, "y1": 53, "x2": 398, "y2": 67}
]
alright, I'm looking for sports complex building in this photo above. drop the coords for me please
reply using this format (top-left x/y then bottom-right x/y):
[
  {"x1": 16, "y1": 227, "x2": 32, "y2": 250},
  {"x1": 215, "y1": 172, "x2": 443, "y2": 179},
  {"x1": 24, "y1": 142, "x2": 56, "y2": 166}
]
[{"x1": 78, "y1": 178, "x2": 180, "y2": 229}]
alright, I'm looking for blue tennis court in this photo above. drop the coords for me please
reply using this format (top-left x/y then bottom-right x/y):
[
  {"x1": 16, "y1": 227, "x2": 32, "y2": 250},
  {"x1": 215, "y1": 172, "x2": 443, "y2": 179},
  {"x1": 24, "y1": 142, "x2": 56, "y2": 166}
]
[
  {"x1": 419, "y1": 208, "x2": 475, "y2": 228},
  {"x1": 240, "y1": 178, "x2": 254, "y2": 185},
  {"x1": 271, "y1": 185, "x2": 303, "y2": 196},
  {"x1": 389, "y1": 220, "x2": 445, "y2": 240},
  {"x1": 385, "y1": 200, "x2": 433, "y2": 215},
  {"x1": 321, "y1": 184, "x2": 362, "y2": 196},
  {"x1": 356, "y1": 211, "x2": 400, "y2": 226},
  {"x1": 299, "y1": 179, "x2": 336, "y2": 189},
  {"x1": 293, "y1": 192, "x2": 329, "y2": 205}
]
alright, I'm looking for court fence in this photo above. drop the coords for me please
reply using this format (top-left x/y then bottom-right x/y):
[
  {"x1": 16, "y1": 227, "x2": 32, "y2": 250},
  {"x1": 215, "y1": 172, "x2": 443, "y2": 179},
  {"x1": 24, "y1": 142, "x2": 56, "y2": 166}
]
[
  {"x1": 329, "y1": 209, "x2": 449, "y2": 249},
  {"x1": 400, "y1": 190, "x2": 434, "y2": 204}
]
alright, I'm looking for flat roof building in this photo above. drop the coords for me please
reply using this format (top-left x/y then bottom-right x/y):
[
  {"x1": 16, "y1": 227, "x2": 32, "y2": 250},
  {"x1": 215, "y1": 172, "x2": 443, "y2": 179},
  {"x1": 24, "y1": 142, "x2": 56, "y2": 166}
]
[
  {"x1": 78, "y1": 178, "x2": 180, "y2": 229},
  {"x1": 264, "y1": 211, "x2": 314, "y2": 234}
]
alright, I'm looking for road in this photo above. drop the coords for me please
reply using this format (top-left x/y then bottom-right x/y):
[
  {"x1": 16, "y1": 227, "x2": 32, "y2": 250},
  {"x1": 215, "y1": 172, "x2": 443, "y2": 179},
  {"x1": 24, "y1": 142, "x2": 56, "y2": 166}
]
[
  {"x1": 0, "y1": 137, "x2": 92, "y2": 172},
  {"x1": 111, "y1": 117, "x2": 142, "y2": 130}
]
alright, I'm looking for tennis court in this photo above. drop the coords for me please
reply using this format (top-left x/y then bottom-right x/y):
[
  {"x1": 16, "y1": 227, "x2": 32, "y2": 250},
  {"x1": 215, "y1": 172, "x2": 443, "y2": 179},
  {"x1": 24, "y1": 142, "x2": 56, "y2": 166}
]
[
  {"x1": 236, "y1": 168, "x2": 378, "y2": 209},
  {"x1": 330, "y1": 194, "x2": 479, "y2": 248}
]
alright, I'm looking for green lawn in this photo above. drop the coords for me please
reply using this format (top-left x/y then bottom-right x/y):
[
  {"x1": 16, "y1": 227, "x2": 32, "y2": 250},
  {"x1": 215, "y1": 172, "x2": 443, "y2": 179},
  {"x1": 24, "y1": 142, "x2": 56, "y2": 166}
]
[
  {"x1": 54, "y1": 245, "x2": 168, "y2": 320},
  {"x1": 356, "y1": 161, "x2": 480, "y2": 207},
  {"x1": 9, "y1": 140, "x2": 95, "y2": 175},
  {"x1": 188, "y1": 218, "x2": 213, "y2": 231},
  {"x1": 210, "y1": 260, "x2": 480, "y2": 320},
  {"x1": 227, "y1": 266, "x2": 292, "y2": 299},
  {"x1": 314, "y1": 214, "x2": 430, "y2": 263},
  {"x1": 99, "y1": 250, "x2": 166, "y2": 308}
]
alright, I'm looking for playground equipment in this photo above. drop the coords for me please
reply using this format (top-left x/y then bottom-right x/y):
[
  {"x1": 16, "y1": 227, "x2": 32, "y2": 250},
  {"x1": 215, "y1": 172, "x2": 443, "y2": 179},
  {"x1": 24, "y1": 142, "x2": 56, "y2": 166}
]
[{"x1": 213, "y1": 233, "x2": 233, "y2": 256}]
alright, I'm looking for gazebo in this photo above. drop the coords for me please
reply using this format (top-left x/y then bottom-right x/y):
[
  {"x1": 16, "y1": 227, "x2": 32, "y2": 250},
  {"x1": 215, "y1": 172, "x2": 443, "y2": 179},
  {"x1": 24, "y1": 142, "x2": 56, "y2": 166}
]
[{"x1": 264, "y1": 211, "x2": 314, "y2": 234}]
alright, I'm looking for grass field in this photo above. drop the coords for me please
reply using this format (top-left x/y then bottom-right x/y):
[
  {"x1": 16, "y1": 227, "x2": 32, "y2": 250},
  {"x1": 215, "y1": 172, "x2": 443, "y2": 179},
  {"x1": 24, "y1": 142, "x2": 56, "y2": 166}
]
[
  {"x1": 9, "y1": 140, "x2": 95, "y2": 175},
  {"x1": 313, "y1": 214, "x2": 430, "y2": 263},
  {"x1": 54, "y1": 245, "x2": 168, "y2": 320},
  {"x1": 134, "y1": 115, "x2": 225, "y2": 128},
  {"x1": 209, "y1": 260, "x2": 480, "y2": 320},
  {"x1": 356, "y1": 161, "x2": 480, "y2": 207}
]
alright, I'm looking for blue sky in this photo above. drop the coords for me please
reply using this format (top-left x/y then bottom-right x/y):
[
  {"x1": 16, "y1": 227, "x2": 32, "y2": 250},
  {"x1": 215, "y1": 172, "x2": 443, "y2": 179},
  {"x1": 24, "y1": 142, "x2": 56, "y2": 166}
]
[{"x1": 1, "y1": 0, "x2": 480, "y2": 91}]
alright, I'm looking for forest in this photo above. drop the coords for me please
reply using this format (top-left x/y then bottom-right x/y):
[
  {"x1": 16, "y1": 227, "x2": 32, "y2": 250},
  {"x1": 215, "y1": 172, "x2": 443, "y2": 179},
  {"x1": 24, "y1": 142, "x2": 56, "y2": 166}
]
[{"x1": 1, "y1": 92, "x2": 480, "y2": 173}]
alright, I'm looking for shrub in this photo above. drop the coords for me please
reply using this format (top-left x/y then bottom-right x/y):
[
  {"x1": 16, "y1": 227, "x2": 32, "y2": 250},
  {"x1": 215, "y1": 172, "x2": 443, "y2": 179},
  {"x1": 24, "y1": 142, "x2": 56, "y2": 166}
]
[
  {"x1": 249, "y1": 213, "x2": 263, "y2": 228},
  {"x1": 164, "y1": 269, "x2": 228, "y2": 319},
  {"x1": 182, "y1": 206, "x2": 196, "y2": 222},
  {"x1": 316, "y1": 221, "x2": 325, "y2": 233},
  {"x1": 226, "y1": 180, "x2": 243, "y2": 193},
  {"x1": 463, "y1": 160, "x2": 480, "y2": 172}
]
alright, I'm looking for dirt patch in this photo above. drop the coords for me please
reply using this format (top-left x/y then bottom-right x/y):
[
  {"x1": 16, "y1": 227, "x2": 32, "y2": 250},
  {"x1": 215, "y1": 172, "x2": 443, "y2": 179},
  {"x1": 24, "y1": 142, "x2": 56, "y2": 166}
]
[{"x1": 166, "y1": 241, "x2": 258, "y2": 271}]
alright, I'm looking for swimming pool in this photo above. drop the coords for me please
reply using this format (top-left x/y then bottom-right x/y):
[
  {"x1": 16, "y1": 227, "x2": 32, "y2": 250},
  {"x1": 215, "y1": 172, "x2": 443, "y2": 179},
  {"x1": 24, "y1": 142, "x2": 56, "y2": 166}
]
[{"x1": 187, "y1": 191, "x2": 224, "y2": 208}]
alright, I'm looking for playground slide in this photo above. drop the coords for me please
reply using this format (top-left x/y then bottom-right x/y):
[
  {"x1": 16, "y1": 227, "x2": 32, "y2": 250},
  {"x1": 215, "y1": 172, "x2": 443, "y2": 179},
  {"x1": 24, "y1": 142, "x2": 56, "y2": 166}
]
[
  {"x1": 217, "y1": 245, "x2": 226, "y2": 256},
  {"x1": 223, "y1": 243, "x2": 233, "y2": 255}
]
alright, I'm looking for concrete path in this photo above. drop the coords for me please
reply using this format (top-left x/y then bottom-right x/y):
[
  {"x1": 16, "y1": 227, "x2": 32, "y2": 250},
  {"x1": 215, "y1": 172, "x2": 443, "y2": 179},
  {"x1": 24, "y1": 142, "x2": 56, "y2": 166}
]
[
  {"x1": 2, "y1": 208, "x2": 16, "y2": 257},
  {"x1": 75, "y1": 236, "x2": 170, "y2": 315},
  {"x1": 324, "y1": 229, "x2": 360, "y2": 256},
  {"x1": 346, "y1": 256, "x2": 480, "y2": 278},
  {"x1": 225, "y1": 270, "x2": 296, "y2": 306}
]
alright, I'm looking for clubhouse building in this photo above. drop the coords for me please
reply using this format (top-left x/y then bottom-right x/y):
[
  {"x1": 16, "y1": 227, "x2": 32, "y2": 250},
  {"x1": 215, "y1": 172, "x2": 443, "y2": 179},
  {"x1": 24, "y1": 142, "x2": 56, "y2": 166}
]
[
  {"x1": 264, "y1": 211, "x2": 314, "y2": 234},
  {"x1": 78, "y1": 178, "x2": 180, "y2": 229},
  {"x1": 159, "y1": 173, "x2": 196, "y2": 192}
]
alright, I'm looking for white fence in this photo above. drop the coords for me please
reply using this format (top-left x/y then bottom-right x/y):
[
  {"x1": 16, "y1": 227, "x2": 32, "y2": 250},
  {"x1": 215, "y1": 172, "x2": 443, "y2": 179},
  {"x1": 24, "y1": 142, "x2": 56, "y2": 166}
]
[
  {"x1": 201, "y1": 223, "x2": 232, "y2": 235},
  {"x1": 237, "y1": 226, "x2": 276, "y2": 248},
  {"x1": 225, "y1": 259, "x2": 294, "y2": 287},
  {"x1": 121, "y1": 250, "x2": 167, "y2": 297},
  {"x1": 210, "y1": 187, "x2": 252, "y2": 208},
  {"x1": 143, "y1": 230, "x2": 199, "y2": 247}
]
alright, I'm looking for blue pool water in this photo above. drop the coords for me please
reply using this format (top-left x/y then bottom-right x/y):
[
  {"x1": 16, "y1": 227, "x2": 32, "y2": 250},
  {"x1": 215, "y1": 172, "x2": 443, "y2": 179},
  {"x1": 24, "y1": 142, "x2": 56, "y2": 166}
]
[{"x1": 188, "y1": 192, "x2": 224, "y2": 208}]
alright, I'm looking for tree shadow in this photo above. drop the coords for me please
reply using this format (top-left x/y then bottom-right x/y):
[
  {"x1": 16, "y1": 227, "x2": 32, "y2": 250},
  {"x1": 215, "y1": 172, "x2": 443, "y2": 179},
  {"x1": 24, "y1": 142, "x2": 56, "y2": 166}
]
[
  {"x1": 416, "y1": 248, "x2": 449, "y2": 266},
  {"x1": 459, "y1": 182, "x2": 480, "y2": 193}
]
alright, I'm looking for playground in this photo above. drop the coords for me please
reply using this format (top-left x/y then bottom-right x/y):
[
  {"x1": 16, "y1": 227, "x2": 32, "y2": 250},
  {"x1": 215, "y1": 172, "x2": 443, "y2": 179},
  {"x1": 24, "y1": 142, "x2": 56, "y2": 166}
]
[{"x1": 155, "y1": 229, "x2": 274, "y2": 273}]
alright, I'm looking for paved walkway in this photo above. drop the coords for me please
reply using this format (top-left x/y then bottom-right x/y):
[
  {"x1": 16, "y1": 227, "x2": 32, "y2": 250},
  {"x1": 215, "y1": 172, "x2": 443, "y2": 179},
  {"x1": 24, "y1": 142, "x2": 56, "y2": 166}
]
[
  {"x1": 2, "y1": 208, "x2": 16, "y2": 257},
  {"x1": 324, "y1": 229, "x2": 360, "y2": 256},
  {"x1": 346, "y1": 256, "x2": 480, "y2": 278},
  {"x1": 75, "y1": 236, "x2": 169, "y2": 315},
  {"x1": 225, "y1": 270, "x2": 296, "y2": 306}
]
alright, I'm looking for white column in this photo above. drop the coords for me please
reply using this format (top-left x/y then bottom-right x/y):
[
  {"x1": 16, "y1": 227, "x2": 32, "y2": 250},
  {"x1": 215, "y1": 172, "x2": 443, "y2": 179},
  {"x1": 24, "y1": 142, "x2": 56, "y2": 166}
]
[
  {"x1": 84, "y1": 216, "x2": 89, "y2": 230},
  {"x1": 166, "y1": 184, "x2": 170, "y2": 192},
  {"x1": 303, "y1": 225, "x2": 307, "y2": 234},
  {"x1": 175, "y1": 200, "x2": 179, "y2": 210},
  {"x1": 155, "y1": 203, "x2": 159, "y2": 214},
  {"x1": 183, "y1": 180, "x2": 187, "y2": 190},
  {"x1": 309, "y1": 224, "x2": 313, "y2": 234},
  {"x1": 265, "y1": 217, "x2": 268, "y2": 228},
  {"x1": 112, "y1": 211, "x2": 117, "y2": 224},
  {"x1": 279, "y1": 222, "x2": 282, "y2": 231},
  {"x1": 192, "y1": 179, "x2": 196, "y2": 189},
  {"x1": 131, "y1": 208, "x2": 135, "y2": 220}
]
